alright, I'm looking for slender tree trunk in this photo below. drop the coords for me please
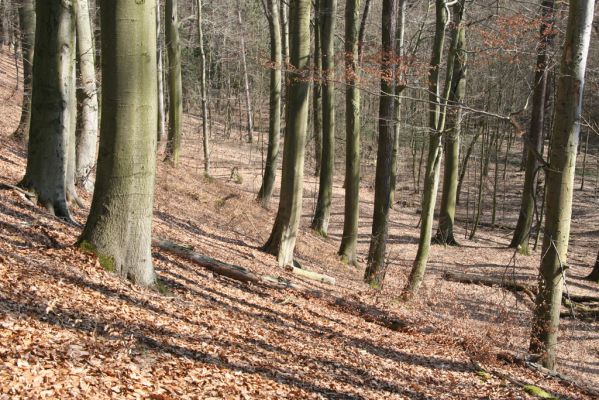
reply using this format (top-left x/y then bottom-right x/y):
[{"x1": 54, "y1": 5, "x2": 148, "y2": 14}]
[
  {"x1": 311, "y1": 0, "x2": 336, "y2": 236},
  {"x1": 510, "y1": 0, "x2": 555, "y2": 254},
  {"x1": 197, "y1": 0, "x2": 210, "y2": 174},
  {"x1": 13, "y1": 0, "x2": 35, "y2": 142},
  {"x1": 338, "y1": 0, "x2": 361, "y2": 265},
  {"x1": 164, "y1": 0, "x2": 182, "y2": 166},
  {"x1": 406, "y1": 0, "x2": 449, "y2": 294},
  {"x1": 312, "y1": 3, "x2": 322, "y2": 177},
  {"x1": 364, "y1": 0, "x2": 396, "y2": 288},
  {"x1": 156, "y1": 0, "x2": 166, "y2": 143},
  {"x1": 74, "y1": 0, "x2": 99, "y2": 192},
  {"x1": 257, "y1": 0, "x2": 282, "y2": 206},
  {"x1": 237, "y1": 0, "x2": 254, "y2": 143},
  {"x1": 390, "y1": 0, "x2": 407, "y2": 207},
  {"x1": 435, "y1": 0, "x2": 467, "y2": 245},
  {"x1": 0, "y1": 0, "x2": 9, "y2": 49},
  {"x1": 262, "y1": 0, "x2": 311, "y2": 267},
  {"x1": 529, "y1": 0, "x2": 593, "y2": 371},
  {"x1": 20, "y1": 0, "x2": 76, "y2": 220},
  {"x1": 280, "y1": 0, "x2": 289, "y2": 67},
  {"x1": 456, "y1": 129, "x2": 480, "y2": 205},
  {"x1": 357, "y1": 0, "x2": 371, "y2": 62},
  {"x1": 79, "y1": 0, "x2": 158, "y2": 288}
]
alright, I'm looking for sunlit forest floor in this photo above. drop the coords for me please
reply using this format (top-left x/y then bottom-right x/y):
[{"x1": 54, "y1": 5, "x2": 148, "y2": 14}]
[{"x1": 1, "y1": 50, "x2": 597, "y2": 399}]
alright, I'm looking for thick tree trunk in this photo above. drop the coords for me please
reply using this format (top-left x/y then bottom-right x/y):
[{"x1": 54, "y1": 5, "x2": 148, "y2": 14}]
[
  {"x1": 237, "y1": 0, "x2": 254, "y2": 144},
  {"x1": 311, "y1": 0, "x2": 336, "y2": 236},
  {"x1": 257, "y1": 0, "x2": 282, "y2": 206},
  {"x1": 312, "y1": 4, "x2": 322, "y2": 177},
  {"x1": 364, "y1": 0, "x2": 396, "y2": 288},
  {"x1": 510, "y1": 0, "x2": 555, "y2": 254},
  {"x1": 164, "y1": 0, "x2": 182, "y2": 166},
  {"x1": 197, "y1": 0, "x2": 210, "y2": 174},
  {"x1": 20, "y1": 0, "x2": 76, "y2": 220},
  {"x1": 156, "y1": 0, "x2": 166, "y2": 143},
  {"x1": 338, "y1": 0, "x2": 361, "y2": 266},
  {"x1": 79, "y1": 0, "x2": 158, "y2": 287},
  {"x1": 262, "y1": 0, "x2": 311, "y2": 267},
  {"x1": 435, "y1": 0, "x2": 467, "y2": 245},
  {"x1": 74, "y1": 0, "x2": 99, "y2": 192},
  {"x1": 13, "y1": 0, "x2": 34, "y2": 142},
  {"x1": 529, "y1": 0, "x2": 593, "y2": 371}
]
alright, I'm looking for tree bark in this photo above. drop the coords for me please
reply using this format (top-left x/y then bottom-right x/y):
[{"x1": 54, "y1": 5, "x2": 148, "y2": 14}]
[
  {"x1": 13, "y1": 0, "x2": 34, "y2": 142},
  {"x1": 156, "y1": 0, "x2": 166, "y2": 143},
  {"x1": 257, "y1": 0, "x2": 282, "y2": 206},
  {"x1": 311, "y1": 0, "x2": 336, "y2": 236},
  {"x1": 435, "y1": 0, "x2": 467, "y2": 245},
  {"x1": 406, "y1": 0, "x2": 449, "y2": 294},
  {"x1": 237, "y1": 0, "x2": 254, "y2": 143},
  {"x1": 164, "y1": 0, "x2": 183, "y2": 166},
  {"x1": 312, "y1": 3, "x2": 322, "y2": 177},
  {"x1": 338, "y1": 0, "x2": 361, "y2": 266},
  {"x1": 510, "y1": 0, "x2": 555, "y2": 254},
  {"x1": 529, "y1": 0, "x2": 593, "y2": 371},
  {"x1": 586, "y1": 250, "x2": 599, "y2": 283},
  {"x1": 74, "y1": 0, "x2": 99, "y2": 192},
  {"x1": 262, "y1": 0, "x2": 311, "y2": 267},
  {"x1": 79, "y1": 0, "x2": 158, "y2": 287},
  {"x1": 364, "y1": 0, "x2": 396, "y2": 288},
  {"x1": 196, "y1": 0, "x2": 210, "y2": 174},
  {"x1": 20, "y1": 0, "x2": 76, "y2": 220}
]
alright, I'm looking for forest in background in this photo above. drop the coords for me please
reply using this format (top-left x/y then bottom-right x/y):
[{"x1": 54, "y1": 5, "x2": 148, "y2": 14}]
[{"x1": 0, "y1": 0, "x2": 598, "y2": 398}]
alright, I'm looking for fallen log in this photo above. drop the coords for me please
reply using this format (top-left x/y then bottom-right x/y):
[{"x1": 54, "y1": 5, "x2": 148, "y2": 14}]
[
  {"x1": 285, "y1": 265, "x2": 336, "y2": 285},
  {"x1": 442, "y1": 271, "x2": 536, "y2": 301},
  {"x1": 152, "y1": 239, "x2": 262, "y2": 284}
]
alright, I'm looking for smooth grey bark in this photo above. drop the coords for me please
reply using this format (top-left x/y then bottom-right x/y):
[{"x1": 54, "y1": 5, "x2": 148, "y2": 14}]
[
  {"x1": 79, "y1": 0, "x2": 158, "y2": 287},
  {"x1": 237, "y1": 0, "x2": 254, "y2": 143},
  {"x1": 156, "y1": 0, "x2": 166, "y2": 143},
  {"x1": 529, "y1": 0, "x2": 593, "y2": 371},
  {"x1": 13, "y1": 0, "x2": 35, "y2": 142},
  {"x1": 311, "y1": 0, "x2": 336, "y2": 236},
  {"x1": 257, "y1": 0, "x2": 282, "y2": 206},
  {"x1": 197, "y1": 0, "x2": 210, "y2": 173},
  {"x1": 338, "y1": 0, "x2": 361, "y2": 266},
  {"x1": 434, "y1": 0, "x2": 467, "y2": 245},
  {"x1": 510, "y1": 0, "x2": 555, "y2": 254},
  {"x1": 164, "y1": 0, "x2": 182, "y2": 166},
  {"x1": 312, "y1": 3, "x2": 322, "y2": 177},
  {"x1": 406, "y1": 0, "x2": 450, "y2": 294},
  {"x1": 75, "y1": 0, "x2": 99, "y2": 192},
  {"x1": 364, "y1": 0, "x2": 396, "y2": 288},
  {"x1": 20, "y1": 0, "x2": 76, "y2": 220},
  {"x1": 263, "y1": 0, "x2": 311, "y2": 267}
]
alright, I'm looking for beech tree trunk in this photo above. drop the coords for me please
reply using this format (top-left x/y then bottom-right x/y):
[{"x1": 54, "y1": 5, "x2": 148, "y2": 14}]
[
  {"x1": 364, "y1": 0, "x2": 396, "y2": 288},
  {"x1": 529, "y1": 0, "x2": 593, "y2": 371},
  {"x1": 20, "y1": 0, "x2": 76, "y2": 220},
  {"x1": 13, "y1": 0, "x2": 34, "y2": 142},
  {"x1": 237, "y1": 0, "x2": 254, "y2": 143},
  {"x1": 311, "y1": 0, "x2": 336, "y2": 236},
  {"x1": 257, "y1": 0, "x2": 282, "y2": 206},
  {"x1": 586, "y1": 250, "x2": 599, "y2": 283},
  {"x1": 262, "y1": 0, "x2": 311, "y2": 267},
  {"x1": 164, "y1": 0, "x2": 183, "y2": 166},
  {"x1": 510, "y1": 0, "x2": 555, "y2": 254},
  {"x1": 156, "y1": 0, "x2": 166, "y2": 143},
  {"x1": 75, "y1": 0, "x2": 99, "y2": 192},
  {"x1": 338, "y1": 0, "x2": 361, "y2": 266},
  {"x1": 197, "y1": 0, "x2": 210, "y2": 173},
  {"x1": 79, "y1": 0, "x2": 158, "y2": 287},
  {"x1": 312, "y1": 4, "x2": 322, "y2": 177},
  {"x1": 435, "y1": 0, "x2": 467, "y2": 245}
]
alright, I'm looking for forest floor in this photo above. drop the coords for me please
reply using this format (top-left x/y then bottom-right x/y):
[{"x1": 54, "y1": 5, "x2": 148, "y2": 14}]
[{"x1": 0, "y1": 50, "x2": 598, "y2": 399}]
